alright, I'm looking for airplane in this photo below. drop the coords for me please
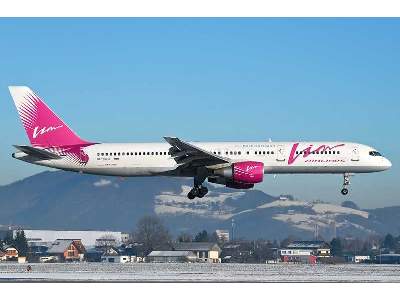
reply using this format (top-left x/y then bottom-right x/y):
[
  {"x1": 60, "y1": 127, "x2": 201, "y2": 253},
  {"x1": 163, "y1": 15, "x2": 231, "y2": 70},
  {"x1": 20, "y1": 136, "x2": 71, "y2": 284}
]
[{"x1": 9, "y1": 86, "x2": 392, "y2": 199}]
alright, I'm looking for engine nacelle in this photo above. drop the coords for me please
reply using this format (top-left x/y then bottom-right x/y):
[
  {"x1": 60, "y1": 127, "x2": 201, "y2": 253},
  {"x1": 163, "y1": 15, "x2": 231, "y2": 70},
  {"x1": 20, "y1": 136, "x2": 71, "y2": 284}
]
[
  {"x1": 214, "y1": 161, "x2": 264, "y2": 184},
  {"x1": 225, "y1": 182, "x2": 254, "y2": 189}
]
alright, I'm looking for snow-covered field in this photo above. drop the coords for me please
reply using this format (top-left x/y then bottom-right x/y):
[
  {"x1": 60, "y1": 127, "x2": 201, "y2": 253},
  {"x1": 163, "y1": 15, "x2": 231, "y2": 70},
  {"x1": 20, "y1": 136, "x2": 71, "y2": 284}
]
[{"x1": 1, "y1": 263, "x2": 400, "y2": 282}]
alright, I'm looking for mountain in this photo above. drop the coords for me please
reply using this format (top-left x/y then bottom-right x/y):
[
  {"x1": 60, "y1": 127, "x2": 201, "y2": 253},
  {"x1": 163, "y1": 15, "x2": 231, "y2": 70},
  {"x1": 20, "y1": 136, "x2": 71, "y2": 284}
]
[{"x1": 0, "y1": 171, "x2": 398, "y2": 240}]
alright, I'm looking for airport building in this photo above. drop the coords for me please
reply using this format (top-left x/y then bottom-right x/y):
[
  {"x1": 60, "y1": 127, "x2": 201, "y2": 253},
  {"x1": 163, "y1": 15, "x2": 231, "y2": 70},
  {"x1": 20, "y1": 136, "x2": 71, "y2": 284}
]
[
  {"x1": 147, "y1": 251, "x2": 198, "y2": 263},
  {"x1": 173, "y1": 242, "x2": 221, "y2": 263},
  {"x1": 14, "y1": 229, "x2": 129, "y2": 247},
  {"x1": 215, "y1": 230, "x2": 230, "y2": 242},
  {"x1": 285, "y1": 241, "x2": 331, "y2": 258}
]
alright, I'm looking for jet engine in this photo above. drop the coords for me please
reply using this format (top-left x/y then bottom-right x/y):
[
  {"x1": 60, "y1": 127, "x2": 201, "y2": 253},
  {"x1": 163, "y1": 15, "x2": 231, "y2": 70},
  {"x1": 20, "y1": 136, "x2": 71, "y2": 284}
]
[{"x1": 213, "y1": 161, "x2": 264, "y2": 188}]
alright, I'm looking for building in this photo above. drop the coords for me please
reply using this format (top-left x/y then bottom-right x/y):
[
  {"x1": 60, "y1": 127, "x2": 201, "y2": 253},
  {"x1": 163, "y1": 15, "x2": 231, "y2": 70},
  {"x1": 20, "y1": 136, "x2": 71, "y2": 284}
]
[
  {"x1": 345, "y1": 255, "x2": 371, "y2": 263},
  {"x1": 215, "y1": 230, "x2": 230, "y2": 242},
  {"x1": 286, "y1": 241, "x2": 331, "y2": 258},
  {"x1": 47, "y1": 239, "x2": 86, "y2": 262},
  {"x1": 173, "y1": 242, "x2": 221, "y2": 263},
  {"x1": 147, "y1": 251, "x2": 197, "y2": 263},
  {"x1": 375, "y1": 254, "x2": 400, "y2": 264},
  {"x1": 101, "y1": 247, "x2": 131, "y2": 263},
  {"x1": 16, "y1": 230, "x2": 128, "y2": 247},
  {"x1": 2, "y1": 245, "x2": 19, "y2": 261},
  {"x1": 279, "y1": 248, "x2": 317, "y2": 264}
]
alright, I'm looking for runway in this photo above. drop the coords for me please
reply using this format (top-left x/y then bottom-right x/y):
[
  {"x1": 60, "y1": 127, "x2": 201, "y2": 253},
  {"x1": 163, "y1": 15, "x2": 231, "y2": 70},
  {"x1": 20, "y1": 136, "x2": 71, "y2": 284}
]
[{"x1": 1, "y1": 263, "x2": 400, "y2": 282}]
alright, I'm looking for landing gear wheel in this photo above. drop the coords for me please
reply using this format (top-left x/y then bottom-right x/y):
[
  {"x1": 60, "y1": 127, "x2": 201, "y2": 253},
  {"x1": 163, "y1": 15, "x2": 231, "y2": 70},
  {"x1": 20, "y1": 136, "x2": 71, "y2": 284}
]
[
  {"x1": 187, "y1": 185, "x2": 208, "y2": 199},
  {"x1": 341, "y1": 188, "x2": 349, "y2": 195},
  {"x1": 187, "y1": 189, "x2": 197, "y2": 199},
  {"x1": 198, "y1": 186, "x2": 209, "y2": 198}
]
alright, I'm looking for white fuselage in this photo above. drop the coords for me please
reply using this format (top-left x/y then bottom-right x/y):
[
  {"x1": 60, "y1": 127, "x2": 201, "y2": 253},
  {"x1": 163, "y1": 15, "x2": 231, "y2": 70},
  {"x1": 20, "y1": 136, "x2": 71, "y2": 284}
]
[{"x1": 16, "y1": 141, "x2": 392, "y2": 176}]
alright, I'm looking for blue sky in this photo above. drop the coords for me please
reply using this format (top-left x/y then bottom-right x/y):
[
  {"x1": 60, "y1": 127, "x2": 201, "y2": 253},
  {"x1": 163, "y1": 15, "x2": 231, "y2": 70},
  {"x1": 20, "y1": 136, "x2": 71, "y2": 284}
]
[{"x1": 0, "y1": 18, "x2": 399, "y2": 208}]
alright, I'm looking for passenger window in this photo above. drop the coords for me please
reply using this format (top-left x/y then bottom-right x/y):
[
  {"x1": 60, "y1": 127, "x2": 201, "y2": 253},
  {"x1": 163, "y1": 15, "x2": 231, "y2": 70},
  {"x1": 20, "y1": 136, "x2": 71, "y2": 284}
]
[
  {"x1": 263, "y1": 151, "x2": 265, "y2": 155},
  {"x1": 337, "y1": 151, "x2": 340, "y2": 154},
  {"x1": 105, "y1": 153, "x2": 108, "y2": 156},
  {"x1": 271, "y1": 151, "x2": 274, "y2": 154},
  {"x1": 97, "y1": 153, "x2": 99, "y2": 156},
  {"x1": 226, "y1": 151, "x2": 228, "y2": 155},
  {"x1": 218, "y1": 152, "x2": 221, "y2": 155},
  {"x1": 156, "y1": 152, "x2": 158, "y2": 155},
  {"x1": 247, "y1": 151, "x2": 249, "y2": 155},
  {"x1": 101, "y1": 153, "x2": 104, "y2": 156},
  {"x1": 238, "y1": 151, "x2": 241, "y2": 155},
  {"x1": 234, "y1": 151, "x2": 237, "y2": 155}
]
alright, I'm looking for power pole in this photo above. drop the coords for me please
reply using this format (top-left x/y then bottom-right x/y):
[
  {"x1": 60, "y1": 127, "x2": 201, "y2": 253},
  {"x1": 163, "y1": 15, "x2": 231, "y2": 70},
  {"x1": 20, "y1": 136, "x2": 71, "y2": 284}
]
[
  {"x1": 231, "y1": 218, "x2": 235, "y2": 241},
  {"x1": 314, "y1": 223, "x2": 319, "y2": 240}
]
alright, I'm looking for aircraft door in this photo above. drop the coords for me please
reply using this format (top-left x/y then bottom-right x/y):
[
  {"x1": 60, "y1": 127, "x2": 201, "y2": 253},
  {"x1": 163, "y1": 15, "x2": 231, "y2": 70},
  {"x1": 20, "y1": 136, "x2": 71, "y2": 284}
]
[
  {"x1": 351, "y1": 147, "x2": 359, "y2": 161},
  {"x1": 276, "y1": 145, "x2": 286, "y2": 161}
]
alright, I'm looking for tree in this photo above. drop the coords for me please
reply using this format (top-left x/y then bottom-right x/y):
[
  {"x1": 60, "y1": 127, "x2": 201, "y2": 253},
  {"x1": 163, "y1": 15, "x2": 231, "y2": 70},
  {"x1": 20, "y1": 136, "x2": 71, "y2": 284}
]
[
  {"x1": 341, "y1": 200, "x2": 360, "y2": 210},
  {"x1": 133, "y1": 216, "x2": 171, "y2": 256},
  {"x1": 194, "y1": 230, "x2": 209, "y2": 242},
  {"x1": 14, "y1": 230, "x2": 28, "y2": 257},
  {"x1": 383, "y1": 233, "x2": 396, "y2": 250},
  {"x1": 4, "y1": 231, "x2": 14, "y2": 245},
  {"x1": 330, "y1": 238, "x2": 343, "y2": 257},
  {"x1": 177, "y1": 233, "x2": 192, "y2": 243}
]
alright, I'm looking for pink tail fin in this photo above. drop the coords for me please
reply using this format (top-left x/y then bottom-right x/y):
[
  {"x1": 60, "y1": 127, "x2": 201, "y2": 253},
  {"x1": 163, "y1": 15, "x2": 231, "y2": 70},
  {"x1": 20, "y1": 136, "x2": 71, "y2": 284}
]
[{"x1": 9, "y1": 86, "x2": 90, "y2": 147}]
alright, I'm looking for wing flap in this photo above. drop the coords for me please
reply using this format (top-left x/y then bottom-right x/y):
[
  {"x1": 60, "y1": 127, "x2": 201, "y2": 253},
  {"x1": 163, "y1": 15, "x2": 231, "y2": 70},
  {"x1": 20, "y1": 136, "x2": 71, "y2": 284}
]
[{"x1": 164, "y1": 136, "x2": 230, "y2": 167}]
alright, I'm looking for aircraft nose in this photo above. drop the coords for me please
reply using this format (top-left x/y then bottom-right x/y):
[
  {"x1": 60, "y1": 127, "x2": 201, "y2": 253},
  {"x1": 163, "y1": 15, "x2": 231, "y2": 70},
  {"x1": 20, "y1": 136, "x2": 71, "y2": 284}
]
[{"x1": 383, "y1": 158, "x2": 392, "y2": 170}]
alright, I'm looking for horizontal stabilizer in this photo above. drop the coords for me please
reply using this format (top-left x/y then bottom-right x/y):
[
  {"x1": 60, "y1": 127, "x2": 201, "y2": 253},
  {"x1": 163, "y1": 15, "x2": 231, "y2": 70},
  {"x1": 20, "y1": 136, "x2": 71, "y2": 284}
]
[{"x1": 13, "y1": 145, "x2": 61, "y2": 160}]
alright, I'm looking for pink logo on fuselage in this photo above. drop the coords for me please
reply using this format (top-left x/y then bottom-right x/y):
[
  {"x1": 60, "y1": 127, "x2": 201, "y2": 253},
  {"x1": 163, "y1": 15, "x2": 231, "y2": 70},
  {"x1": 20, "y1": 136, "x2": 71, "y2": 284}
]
[
  {"x1": 32, "y1": 125, "x2": 63, "y2": 139},
  {"x1": 288, "y1": 143, "x2": 345, "y2": 165}
]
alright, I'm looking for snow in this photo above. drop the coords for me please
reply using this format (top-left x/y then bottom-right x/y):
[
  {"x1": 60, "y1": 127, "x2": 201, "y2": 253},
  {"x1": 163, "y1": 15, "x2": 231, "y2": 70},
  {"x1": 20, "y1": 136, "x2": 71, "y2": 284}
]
[
  {"x1": 1, "y1": 263, "x2": 400, "y2": 282},
  {"x1": 154, "y1": 186, "x2": 370, "y2": 232},
  {"x1": 93, "y1": 179, "x2": 112, "y2": 187},
  {"x1": 154, "y1": 185, "x2": 243, "y2": 219},
  {"x1": 312, "y1": 203, "x2": 369, "y2": 218},
  {"x1": 257, "y1": 199, "x2": 310, "y2": 209}
]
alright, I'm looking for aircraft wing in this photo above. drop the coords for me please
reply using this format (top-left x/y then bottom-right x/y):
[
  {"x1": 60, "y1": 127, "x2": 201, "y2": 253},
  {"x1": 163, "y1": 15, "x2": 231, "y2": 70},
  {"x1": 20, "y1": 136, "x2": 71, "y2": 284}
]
[
  {"x1": 13, "y1": 145, "x2": 61, "y2": 160},
  {"x1": 163, "y1": 137, "x2": 230, "y2": 167}
]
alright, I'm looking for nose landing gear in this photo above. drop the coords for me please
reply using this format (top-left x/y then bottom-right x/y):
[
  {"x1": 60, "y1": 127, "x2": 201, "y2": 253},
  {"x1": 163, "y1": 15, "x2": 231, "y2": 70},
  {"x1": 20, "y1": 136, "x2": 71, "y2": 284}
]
[{"x1": 341, "y1": 173, "x2": 351, "y2": 195}]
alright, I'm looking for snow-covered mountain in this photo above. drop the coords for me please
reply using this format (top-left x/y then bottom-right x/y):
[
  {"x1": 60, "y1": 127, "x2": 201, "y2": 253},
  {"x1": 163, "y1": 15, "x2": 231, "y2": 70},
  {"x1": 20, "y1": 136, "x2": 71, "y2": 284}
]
[{"x1": 0, "y1": 171, "x2": 398, "y2": 239}]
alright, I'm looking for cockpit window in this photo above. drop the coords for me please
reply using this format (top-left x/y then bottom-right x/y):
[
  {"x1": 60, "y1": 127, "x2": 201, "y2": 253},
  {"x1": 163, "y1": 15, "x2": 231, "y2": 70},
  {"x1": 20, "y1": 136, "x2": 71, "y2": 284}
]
[{"x1": 369, "y1": 151, "x2": 382, "y2": 157}]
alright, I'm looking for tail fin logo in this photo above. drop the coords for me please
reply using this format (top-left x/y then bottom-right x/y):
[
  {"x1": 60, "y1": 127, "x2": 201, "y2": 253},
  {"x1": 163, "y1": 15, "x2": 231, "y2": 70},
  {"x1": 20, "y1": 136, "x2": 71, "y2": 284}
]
[
  {"x1": 33, "y1": 125, "x2": 63, "y2": 139},
  {"x1": 9, "y1": 86, "x2": 91, "y2": 148}
]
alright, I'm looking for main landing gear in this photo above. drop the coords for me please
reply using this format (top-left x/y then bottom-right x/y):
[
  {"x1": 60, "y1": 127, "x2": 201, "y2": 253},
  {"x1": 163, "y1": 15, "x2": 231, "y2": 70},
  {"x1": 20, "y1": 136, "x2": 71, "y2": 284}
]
[
  {"x1": 341, "y1": 173, "x2": 351, "y2": 195},
  {"x1": 187, "y1": 185, "x2": 209, "y2": 199},
  {"x1": 187, "y1": 168, "x2": 209, "y2": 199}
]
